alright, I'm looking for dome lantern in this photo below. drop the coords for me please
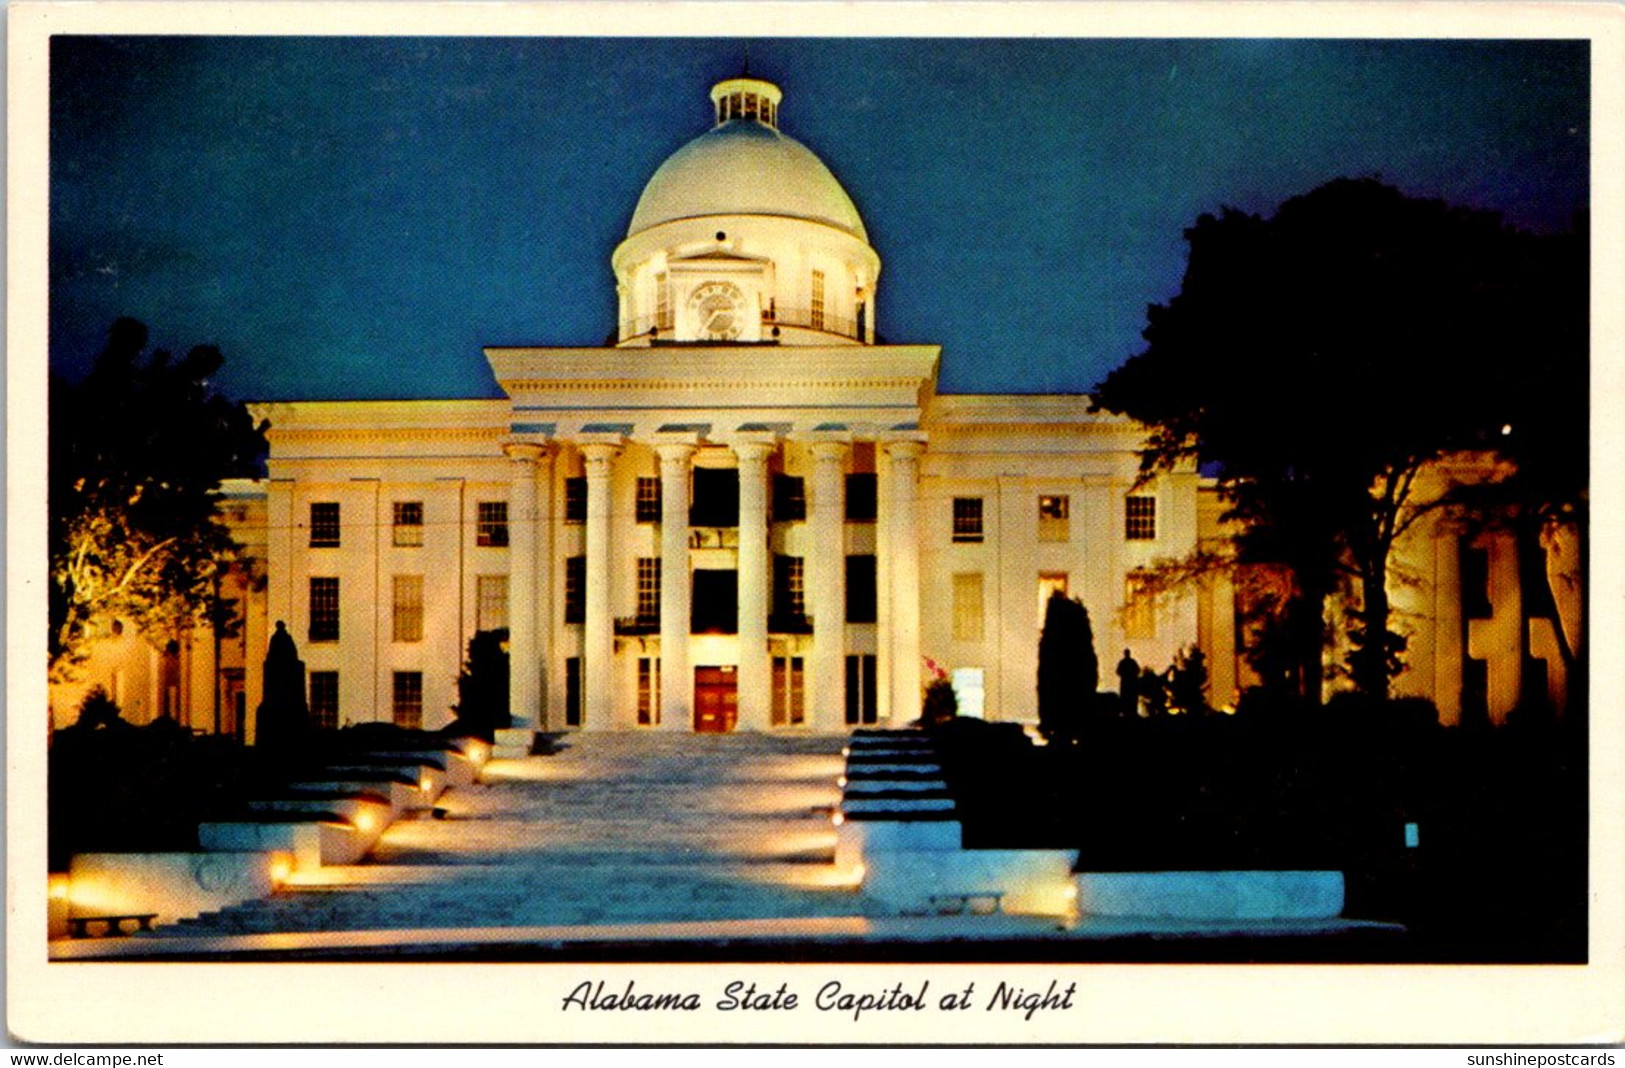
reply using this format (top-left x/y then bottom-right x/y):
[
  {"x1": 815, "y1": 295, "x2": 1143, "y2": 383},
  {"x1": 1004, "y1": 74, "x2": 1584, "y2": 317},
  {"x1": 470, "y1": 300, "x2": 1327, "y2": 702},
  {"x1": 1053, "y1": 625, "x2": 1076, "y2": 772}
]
[{"x1": 709, "y1": 77, "x2": 784, "y2": 129}]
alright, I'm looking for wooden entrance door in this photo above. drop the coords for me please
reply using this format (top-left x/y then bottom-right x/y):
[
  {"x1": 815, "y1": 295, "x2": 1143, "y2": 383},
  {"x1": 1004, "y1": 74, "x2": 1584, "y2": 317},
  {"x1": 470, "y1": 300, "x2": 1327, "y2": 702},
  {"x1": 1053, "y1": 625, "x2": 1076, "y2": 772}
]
[{"x1": 693, "y1": 666, "x2": 738, "y2": 733}]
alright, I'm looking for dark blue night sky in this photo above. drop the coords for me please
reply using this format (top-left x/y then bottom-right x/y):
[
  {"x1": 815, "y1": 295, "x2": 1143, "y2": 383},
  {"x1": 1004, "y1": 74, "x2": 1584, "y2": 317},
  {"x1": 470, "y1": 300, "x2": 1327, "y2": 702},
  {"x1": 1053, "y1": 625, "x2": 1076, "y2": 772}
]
[{"x1": 49, "y1": 37, "x2": 1588, "y2": 401}]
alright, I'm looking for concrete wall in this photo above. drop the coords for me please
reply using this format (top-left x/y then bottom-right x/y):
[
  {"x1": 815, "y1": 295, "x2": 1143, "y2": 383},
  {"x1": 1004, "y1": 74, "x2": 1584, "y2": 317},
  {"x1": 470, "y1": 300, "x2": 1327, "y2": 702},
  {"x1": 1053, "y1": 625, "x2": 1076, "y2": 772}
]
[
  {"x1": 66, "y1": 851, "x2": 287, "y2": 927},
  {"x1": 838, "y1": 818, "x2": 1077, "y2": 917},
  {"x1": 1075, "y1": 870, "x2": 1345, "y2": 920}
]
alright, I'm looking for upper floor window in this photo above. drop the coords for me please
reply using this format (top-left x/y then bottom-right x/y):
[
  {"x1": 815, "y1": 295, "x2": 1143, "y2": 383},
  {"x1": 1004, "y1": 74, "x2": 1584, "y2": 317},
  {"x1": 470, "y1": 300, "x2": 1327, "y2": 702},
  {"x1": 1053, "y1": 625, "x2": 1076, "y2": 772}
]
[
  {"x1": 309, "y1": 502, "x2": 340, "y2": 548},
  {"x1": 392, "y1": 671, "x2": 423, "y2": 730},
  {"x1": 476, "y1": 501, "x2": 509, "y2": 547},
  {"x1": 691, "y1": 467, "x2": 739, "y2": 528},
  {"x1": 810, "y1": 269, "x2": 826, "y2": 331},
  {"x1": 952, "y1": 572, "x2": 985, "y2": 642},
  {"x1": 845, "y1": 473, "x2": 877, "y2": 522},
  {"x1": 773, "y1": 475, "x2": 806, "y2": 522},
  {"x1": 564, "y1": 555, "x2": 586, "y2": 624},
  {"x1": 476, "y1": 574, "x2": 508, "y2": 632},
  {"x1": 953, "y1": 497, "x2": 984, "y2": 543},
  {"x1": 392, "y1": 574, "x2": 424, "y2": 643},
  {"x1": 309, "y1": 671, "x2": 339, "y2": 730},
  {"x1": 1124, "y1": 573, "x2": 1157, "y2": 639},
  {"x1": 773, "y1": 555, "x2": 806, "y2": 620},
  {"x1": 564, "y1": 477, "x2": 587, "y2": 524},
  {"x1": 309, "y1": 577, "x2": 340, "y2": 643},
  {"x1": 655, "y1": 272, "x2": 673, "y2": 331},
  {"x1": 636, "y1": 557, "x2": 661, "y2": 621},
  {"x1": 846, "y1": 555, "x2": 877, "y2": 624},
  {"x1": 1038, "y1": 495, "x2": 1070, "y2": 542},
  {"x1": 1125, "y1": 495, "x2": 1157, "y2": 541},
  {"x1": 636, "y1": 477, "x2": 662, "y2": 523},
  {"x1": 392, "y1": 501, "x2": 424, "y2": 546}
]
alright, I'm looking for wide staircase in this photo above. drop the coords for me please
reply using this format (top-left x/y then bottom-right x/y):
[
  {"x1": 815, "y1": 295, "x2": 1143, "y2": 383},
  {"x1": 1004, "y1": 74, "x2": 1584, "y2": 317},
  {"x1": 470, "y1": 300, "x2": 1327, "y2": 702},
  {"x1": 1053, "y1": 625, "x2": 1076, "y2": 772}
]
[{"x1": 143, "y1": 732, "x2": 877, "y2": 938}]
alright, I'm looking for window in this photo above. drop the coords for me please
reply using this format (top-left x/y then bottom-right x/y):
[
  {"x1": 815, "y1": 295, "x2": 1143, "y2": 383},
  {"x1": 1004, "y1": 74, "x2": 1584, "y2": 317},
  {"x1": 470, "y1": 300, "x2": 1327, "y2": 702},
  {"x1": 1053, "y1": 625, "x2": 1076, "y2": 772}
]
[
  {"x1": 845, "y1": 654, "x2": 878, "y2": 725},
  {"x1": 691, "y1": 569, "x2": 738, "y2": 634},
  {"x1": 772, "y1": 475, "x2": 806, "y2": 522},
  {"x1": 564, "y1": 477, "x2": 587, "y2": 523},
  {"x1": 953, "y1": 497, "x2": 984, "y2": 543},
  {"x1": 1124, "y1": 573, "x2": 1156, "y2": 639},
  {"x1": 810, "y1": 269, "x2": 826, "y2": 330},
  {"x1": 952, "y1": 572, "x2": 984, "y2": 642},
  {"x1": 636, "y1": 557, "x2": 661, "y2": 621},
  {"x1": 565, "y1": 657, "x2": 583, "y2": 727},
  {"x1": 1038, "y1": 495, "x2": 1070, "y2": 542},
  {"x1": 309, "y1": 671, "x2": 339, "y2": 730},
  {"x1": 392, "y1": 575, "x2": 424, "y2": 643},
  {"x1": 637, "y1": 657, "x2": 661, "y2": 726},
  {"x1": 1039, "y1": 572, "x2": 1069, "y2": 625},
  {"x1": 691, "y1": 467, "x2": 739, "y2": 527},
  {"x1": 655, "y1": 272, "x2": 672, "y2": 331},
  {"x1": 773, "y1": 555, "x2": 806, "y2": 620},
  {"x1": 309, "y1": 502, "x2": 340, "y2": 548},
  {"x1": 564, "y1": 555, "x2": 586, "y2": 624},
  {"x1": 392, "y1": 501, "x2": 424, "y2": 546},
  {"x1": 309, "y1": 577, "x2": 340, "y2": 642},
  {"x1": 1125, "y1": 495, "x2": 1156, "y2": 541},
  {"x1": 392, "y1": 671, "x2": 423, "y2": 729},
  {"x1": 845, "y1": 473, "x2": 877, "y2": 522},
  {"x1": 772, "y1": 656, "x2": 806, "y2": 726},
  {"x1": 846, "y1": 555, "x2": 877, "y2": 624},
  {"x1": 636, "y1": 477, "x2": 662, "y2": 523},
  {"x1": 477, "y1": 501, "x2": 509, "y2": 547},
  {"x1": 1461, "y1": 541, "x2": 1492, "y2": 620},
  {"x1": 476, "y1": 574, "x2": 508, "y2": 632}
]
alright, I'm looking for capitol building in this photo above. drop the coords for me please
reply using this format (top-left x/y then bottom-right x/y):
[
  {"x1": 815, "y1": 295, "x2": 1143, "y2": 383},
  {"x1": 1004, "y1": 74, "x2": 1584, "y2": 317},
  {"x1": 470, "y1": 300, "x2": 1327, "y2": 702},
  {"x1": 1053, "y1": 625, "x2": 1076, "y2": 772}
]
[{"x1": 50, "y1": 74, "x2": 1577, "y2": 739}]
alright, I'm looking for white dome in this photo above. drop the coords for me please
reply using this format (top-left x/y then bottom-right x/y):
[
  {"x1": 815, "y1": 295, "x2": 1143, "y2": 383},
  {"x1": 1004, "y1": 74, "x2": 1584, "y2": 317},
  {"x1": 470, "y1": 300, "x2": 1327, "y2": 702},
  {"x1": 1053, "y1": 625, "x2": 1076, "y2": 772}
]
[{"x1": 628, "y1": 120, "x2": 869, "y2": 242}]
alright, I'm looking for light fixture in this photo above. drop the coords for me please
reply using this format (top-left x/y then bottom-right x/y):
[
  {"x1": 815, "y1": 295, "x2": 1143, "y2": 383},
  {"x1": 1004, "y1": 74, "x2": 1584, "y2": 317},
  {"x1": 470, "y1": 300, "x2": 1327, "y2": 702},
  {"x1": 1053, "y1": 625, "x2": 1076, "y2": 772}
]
[{"x1": 832, "y1": 812, "x2": 845, "y2": 827}]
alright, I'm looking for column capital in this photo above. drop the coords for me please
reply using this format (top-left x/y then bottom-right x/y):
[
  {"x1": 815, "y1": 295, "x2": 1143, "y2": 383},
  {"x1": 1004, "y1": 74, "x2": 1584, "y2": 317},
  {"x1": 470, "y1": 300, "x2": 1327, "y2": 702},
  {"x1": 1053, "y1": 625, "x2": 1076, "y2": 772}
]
[
  {"x1": 502, "y1": 440, "x2": 548, "y2": 464},
  {"x1": 579, "y1": 441, "x2": 621, "y2": 471},
  {"x1": 653, "y1": 441, "x2": 697, "y2": 464},
  {"x1": 809, "y1": 440, "x2": 851, "y2": 464},
  {"x1": 731, "y1": 440, "x2": 775, "y2": 465},
  {"x1": 883, "y1": 439, "x2": 926, "y2": 462}
]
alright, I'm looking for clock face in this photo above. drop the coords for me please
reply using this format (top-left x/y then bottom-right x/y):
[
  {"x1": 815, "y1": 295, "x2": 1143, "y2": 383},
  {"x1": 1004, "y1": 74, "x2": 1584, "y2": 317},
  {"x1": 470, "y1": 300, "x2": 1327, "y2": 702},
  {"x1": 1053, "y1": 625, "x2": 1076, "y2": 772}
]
[{"x1": 687, "y1": 281, "x2": 747, "y2": 341}]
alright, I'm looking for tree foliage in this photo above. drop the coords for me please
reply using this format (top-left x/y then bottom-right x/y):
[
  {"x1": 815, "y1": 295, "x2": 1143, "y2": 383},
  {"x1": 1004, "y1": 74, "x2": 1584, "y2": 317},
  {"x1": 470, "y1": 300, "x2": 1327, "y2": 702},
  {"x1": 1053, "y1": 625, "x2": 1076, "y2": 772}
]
[
  {"x1": 1037, "y1": 591, "x2": 1098, "y2": 743},
  {"x1": 50, "y1": 319, "x2": 268, "y2": 678},
  {"x1": 450, "y1": 628, "x2": 511, "y2": 740},
  {"x1": 1094, "y1": 179, "x2": 1584, "y2": 700}
]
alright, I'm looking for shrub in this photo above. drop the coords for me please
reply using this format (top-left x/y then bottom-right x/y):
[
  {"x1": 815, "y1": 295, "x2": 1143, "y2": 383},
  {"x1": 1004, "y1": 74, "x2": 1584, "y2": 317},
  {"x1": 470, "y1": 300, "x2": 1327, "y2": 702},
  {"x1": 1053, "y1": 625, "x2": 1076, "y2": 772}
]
[
  {"x1": 73, "y1": 686, "x2": 128, "y2": 731},
  {"x1": 1037, "y1": 592, "x2": 1098, "y2": 743},
  {"x1": 450, "y1": 628, "x2": 510, "y2": 740},
  {"x1": 922, "y1": 677, "x2": 958, "y2": 726}
]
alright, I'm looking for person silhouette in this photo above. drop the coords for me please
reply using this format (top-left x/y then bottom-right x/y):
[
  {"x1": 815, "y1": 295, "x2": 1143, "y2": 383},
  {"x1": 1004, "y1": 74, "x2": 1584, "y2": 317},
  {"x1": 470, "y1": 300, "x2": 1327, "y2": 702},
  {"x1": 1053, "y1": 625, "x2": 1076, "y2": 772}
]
[{"x1": 1116, "y1": 649, "x2": 1140, "y2": 707}]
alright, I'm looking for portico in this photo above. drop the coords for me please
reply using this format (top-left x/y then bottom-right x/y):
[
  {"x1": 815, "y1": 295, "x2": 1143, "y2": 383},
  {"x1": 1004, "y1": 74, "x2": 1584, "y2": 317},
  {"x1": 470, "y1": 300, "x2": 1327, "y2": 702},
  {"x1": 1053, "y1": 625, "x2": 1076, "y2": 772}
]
[{"x1": 485, "y1": 344, "x2": 937, "y2": 733}]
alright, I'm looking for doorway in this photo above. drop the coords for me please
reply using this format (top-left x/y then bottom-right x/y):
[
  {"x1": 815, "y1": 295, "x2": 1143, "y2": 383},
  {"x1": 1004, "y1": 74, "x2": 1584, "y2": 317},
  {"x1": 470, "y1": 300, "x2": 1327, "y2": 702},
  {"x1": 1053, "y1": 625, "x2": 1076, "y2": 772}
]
[{"x1": 693, "y1": 665, "x2": 738, "y2": 733}]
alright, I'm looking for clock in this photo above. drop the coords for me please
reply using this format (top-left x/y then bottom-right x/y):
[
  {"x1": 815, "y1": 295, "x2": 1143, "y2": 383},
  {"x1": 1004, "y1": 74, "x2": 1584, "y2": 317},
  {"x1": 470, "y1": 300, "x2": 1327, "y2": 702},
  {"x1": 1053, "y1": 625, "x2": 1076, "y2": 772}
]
[{"x1": 687, "y1": 281, "x2": 748, "y2": 341}]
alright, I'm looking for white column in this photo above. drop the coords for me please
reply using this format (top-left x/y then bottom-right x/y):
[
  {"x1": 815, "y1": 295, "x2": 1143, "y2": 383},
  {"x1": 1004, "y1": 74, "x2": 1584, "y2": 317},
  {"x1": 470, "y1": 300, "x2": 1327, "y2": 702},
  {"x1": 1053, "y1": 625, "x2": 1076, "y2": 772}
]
[
  {"x1": 886, "y1": 441, "x2": 925, "y2": 723},
  {"x1": 503, "y1": 442, "x2": 545, "y2": 727},
  {"x1": 581, "y1": 443, "x2": 619, "y2": 730},
  {"x1": 734, "y1": 441, "x2": 774, "y2": 731},
  {"x1": 656, "y1": 443, "x2": 694, "y2": 731},
  {"x1": 808, "y1": 441, "x2": 849, "y2": 731}
]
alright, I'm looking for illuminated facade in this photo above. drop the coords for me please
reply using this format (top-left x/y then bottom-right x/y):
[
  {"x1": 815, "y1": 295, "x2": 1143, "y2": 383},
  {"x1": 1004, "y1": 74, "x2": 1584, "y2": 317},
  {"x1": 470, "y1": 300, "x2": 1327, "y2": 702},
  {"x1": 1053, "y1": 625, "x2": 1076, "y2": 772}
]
[{"x1": 48, "y1": 76, "x2": 1578, "y2": 737}]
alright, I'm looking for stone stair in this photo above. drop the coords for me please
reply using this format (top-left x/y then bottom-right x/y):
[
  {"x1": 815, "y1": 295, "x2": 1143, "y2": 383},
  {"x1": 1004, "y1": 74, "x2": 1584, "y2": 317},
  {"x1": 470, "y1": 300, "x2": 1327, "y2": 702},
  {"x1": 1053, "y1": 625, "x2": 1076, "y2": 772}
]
[{"x1": 141, "y1": 732, "x2": 877, "y2": 937}]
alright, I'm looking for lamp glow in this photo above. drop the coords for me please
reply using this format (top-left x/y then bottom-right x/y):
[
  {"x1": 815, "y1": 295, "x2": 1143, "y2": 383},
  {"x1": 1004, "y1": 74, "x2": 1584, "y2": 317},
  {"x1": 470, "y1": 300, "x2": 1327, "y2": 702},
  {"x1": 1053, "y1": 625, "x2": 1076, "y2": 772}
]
[
  {"x1": 48, "y1": 874, "x2": 70, "y2": 901},
  {"x1": 832, "y1": 811, "x2": 845, "y2": 827},
  {"x1": 419, "y1": 775, "x2": 433, "y2": 793},
  {"x1": 837, "y1": 775, "x2": 847, "y2": 788},
  {"x1": 269, "y1": 858, "x2": 292, "y2": 886},
  {"x1": 355, "y1": 810, "x2": 377, "y2": 833}
]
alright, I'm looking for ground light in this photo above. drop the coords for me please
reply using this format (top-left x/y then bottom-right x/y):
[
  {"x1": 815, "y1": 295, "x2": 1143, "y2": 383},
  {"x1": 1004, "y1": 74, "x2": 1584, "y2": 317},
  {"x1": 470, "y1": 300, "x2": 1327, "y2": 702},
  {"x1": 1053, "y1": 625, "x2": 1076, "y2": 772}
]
[{"x1": 48, "y1": 873, "x2": 70, "y2": 901}]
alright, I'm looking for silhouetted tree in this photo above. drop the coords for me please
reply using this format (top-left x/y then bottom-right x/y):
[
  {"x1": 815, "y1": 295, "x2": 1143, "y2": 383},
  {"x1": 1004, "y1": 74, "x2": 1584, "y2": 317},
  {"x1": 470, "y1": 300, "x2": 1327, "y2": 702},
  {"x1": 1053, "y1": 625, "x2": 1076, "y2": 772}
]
[
  {"x1": 1037, "y1": 591, "x2": 1098, "y2": 743},
  {"x1": 921, "y1": 677, "x2": 958, "y2": 726},
  {"x1": 450, "y1": 628, "x2": 511, "y2": 740},
  {"x1": 1095, "y1": 179, "x2": 1584, "y2": 700},
  {"x1": 1168, "y1": 645, "x2": 1210, "y2": 715},
  {"x1": 50, "y1": 319, "x2": 267, "y2": 678}
]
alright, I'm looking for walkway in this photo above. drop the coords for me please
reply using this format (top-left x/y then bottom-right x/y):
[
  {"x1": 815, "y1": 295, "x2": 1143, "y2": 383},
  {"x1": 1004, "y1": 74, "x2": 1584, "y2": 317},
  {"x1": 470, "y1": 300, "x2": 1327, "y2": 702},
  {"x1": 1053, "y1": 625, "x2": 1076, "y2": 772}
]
[{"x1": 143, "y1": 732, "x2": 874, "y2": 936}]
